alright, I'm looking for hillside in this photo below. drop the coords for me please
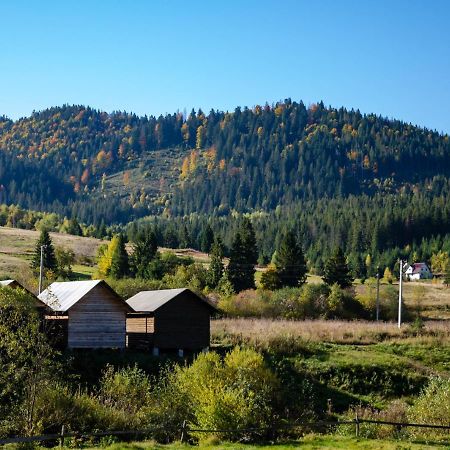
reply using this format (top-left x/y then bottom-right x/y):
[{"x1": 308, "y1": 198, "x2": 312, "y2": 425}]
[{"x1": 1, "y1": 101, "x2": 449, "y2": 225}]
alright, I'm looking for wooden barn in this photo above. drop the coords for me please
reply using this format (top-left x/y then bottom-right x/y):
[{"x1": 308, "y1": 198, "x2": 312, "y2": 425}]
[
  {"x1": 38, "y1": 280, "x2": 131, "y2": 349},
  {"x1": 126, "y1": 288, "x2": 216, "y2": 354}
]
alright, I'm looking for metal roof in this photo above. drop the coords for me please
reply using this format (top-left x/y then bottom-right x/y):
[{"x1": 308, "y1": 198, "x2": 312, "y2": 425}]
[
  {"x1": 38, "y1": 280, "x2": 104, "y2": 312},
  {"x1": 126, "y1": 288, "x2": 216, "y2": 312}
]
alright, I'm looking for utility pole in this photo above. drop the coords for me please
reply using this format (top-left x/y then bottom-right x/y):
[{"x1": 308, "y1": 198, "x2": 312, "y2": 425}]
[
  {"x1": 376, "y1": 265, "x2": 380, "y2": 321},
  {"x1": 398, "y1": 259, "x2": 403, "y2": 328},
  {"x1": 38, "y1": 245, "x2": 46, "y2": 294}
]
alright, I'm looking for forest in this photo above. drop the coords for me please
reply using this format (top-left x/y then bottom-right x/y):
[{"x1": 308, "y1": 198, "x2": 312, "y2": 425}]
[{"x1": 1, "y1": 100, "x2": 450, "y2": 272}]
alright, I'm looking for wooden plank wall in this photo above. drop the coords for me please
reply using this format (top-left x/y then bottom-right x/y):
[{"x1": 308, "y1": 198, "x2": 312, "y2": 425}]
[
  {"x1": 154, "y1": 292, "x2": 211, "y2": 350},
  {"x1": 126, "y1": 315, "x2": 155, "y2": 349},
  {"x1": 68, "y1": 285, "x2": 127, "y2": 349}
]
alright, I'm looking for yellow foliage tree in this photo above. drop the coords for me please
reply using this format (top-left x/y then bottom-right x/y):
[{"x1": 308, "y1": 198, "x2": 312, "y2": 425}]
[
  {"x1": 95, "y1": 237, "x2": 120, "y2": 278},
  {"x1": 196, "y1": 125, "x2": 204, "y2": 149},
  {"x1": 189, "y1": 150, "x2": 198, "y2": 173},
  {"x1": 180, "y1": 157, "x2": 189, "y2": 179},
  {"x1": 181, "y1": 123, "x2": 190, "y2": 143}
]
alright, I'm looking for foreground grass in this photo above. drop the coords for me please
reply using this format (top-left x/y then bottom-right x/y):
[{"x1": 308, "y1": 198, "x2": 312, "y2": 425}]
[{"x1": 65, "y1": 435, "x2": 449, "y2": 449}]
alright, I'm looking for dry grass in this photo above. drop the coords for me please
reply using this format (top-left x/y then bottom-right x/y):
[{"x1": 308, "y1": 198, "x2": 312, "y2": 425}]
[
  {"x1": 211, "y1": 318, "x2": 450, "y2": 346},
  {"x1": 0, "y1": 226, "x2": 103, "y2": 258},
  {"x1": 355, "y1": 279, "x2": 450, "y2": 321}
]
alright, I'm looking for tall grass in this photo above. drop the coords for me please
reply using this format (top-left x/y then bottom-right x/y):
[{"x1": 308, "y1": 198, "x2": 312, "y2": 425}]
[{"x1": 211, "y1": 318, "x2": 450, "y2": 346}]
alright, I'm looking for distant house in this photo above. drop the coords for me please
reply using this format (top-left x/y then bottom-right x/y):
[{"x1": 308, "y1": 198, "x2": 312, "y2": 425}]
[
  {"x1": 405, "y1": 263, "x2": 433, "y2": 281},
  {"x1": 126, "y1": 288, "x2": 216, "y2": 355},
  {"x1": 0, "y1": 279, "x2": 47, "y2": 310},
  {"x1": 38, "y1": 280, "x2": 131, "y2": 349}
]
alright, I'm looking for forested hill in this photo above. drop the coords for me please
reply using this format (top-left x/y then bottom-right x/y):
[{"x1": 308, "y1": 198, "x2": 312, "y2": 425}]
[{"x1": 0, "y1": 101, "x2": 449, "y2": 223}]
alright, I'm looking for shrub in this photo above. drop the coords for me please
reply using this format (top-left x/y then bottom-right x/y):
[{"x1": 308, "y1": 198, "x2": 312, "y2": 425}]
[
  {"x1": 218, "y1": 289, "x2": 276, "y2": 317},
  {"x1": 29, "y1": 382, "x2": 131, "y2": 434},
  {"x1": 99, "y1": 365, "x2": 151, "y2": 416},
  {"x1": 408, "y1": 376, "x2": 450, "y2": 440},
  {"x1": 155, "y1": 348, "x2": 280, "y2": 442}
]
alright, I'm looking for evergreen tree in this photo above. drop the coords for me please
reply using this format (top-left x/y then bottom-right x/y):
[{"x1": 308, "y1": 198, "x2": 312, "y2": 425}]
[
  {"x1": 323, "y1": 247, "x2": 353, "y2": 288},
  {"x1": 109, "y1": 234, "x2": 129, "y2": 279},
  {"x1": 208, "y1": 237, "x2": 224, "y2": 288},
  {"x1": 274, "y1": 230, "x2": 307, "y2": 287},
  {"x1": 180, "y1": 224, "x2": 192, "y2": 249},
  {"x1": 132, "y1": 226, "x2": 158, "y2": 278},
  {"x1": 240, "y1": 218, "x2": 258, "y2": 266},
  {"x1": 227, "y1": 219, "x2": 258, "y2": 292},
  {"x1": 200, "y1": 224, "x2": 214, "y2": 253},
  {"x1": 67, "y1": 217, "x2": 82, "y2": 236},
  {"x1": 31, "y1": 229, "x2": 57, "y2": 272}
]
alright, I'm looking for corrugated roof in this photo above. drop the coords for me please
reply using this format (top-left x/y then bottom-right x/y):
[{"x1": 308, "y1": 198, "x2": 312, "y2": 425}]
[
  {"x1": 38, "y1": 280, "x2": 103, "y2": 312},
  {"x1": 126, "y1": 288, "x2": 216, "y2": 312}
]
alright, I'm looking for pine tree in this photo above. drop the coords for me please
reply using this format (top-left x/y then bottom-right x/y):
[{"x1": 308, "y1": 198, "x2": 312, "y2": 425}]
[
  {"x1": 31, "y1": 229, "x2": 57, "y2": 272},
  {"x1": 322, "y1": 247, "x2": 353, "y2": 288},
  {"x1": 67, "y1": 217, "x2": 82, "y2": 236},
  {"x1": 274, "y1": 230, "x2": 307, "y2": 287},
  {"x1": 208, "y1": 237, "x2": 224, "y2": 288},
  {"x1": 240, "y1": 218, "x2": 258, "y2": 265},
  {"x1": 132, "y1": 227, "x2": 158, "y2": 279},
  {"x1": 227, "y1": 219, "x2": 258, "y2": 292},
  {"x1": 109, "y1": 234, "x2": 129, "y2": 279},
  {"x1": 200, "y1": 224, "x2": 214, "y2": 253}
]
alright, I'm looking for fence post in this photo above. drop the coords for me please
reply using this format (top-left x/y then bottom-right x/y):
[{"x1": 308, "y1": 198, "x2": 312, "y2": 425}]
[
  {"x1": 355, "y1": 412, "x2": 360, "y2": 438},
  {"x1": 180, "y1": 420, "x2": 187, "y2": 444},
  {"x1": 59, "y1": 425, "x2": 65, "y2": 448}
]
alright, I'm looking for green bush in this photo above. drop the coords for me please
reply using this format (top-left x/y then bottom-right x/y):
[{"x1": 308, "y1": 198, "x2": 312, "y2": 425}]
[
  {"x1": 408, "y1": 376, "x2": 450, "y2": 440},
  {"x1": 99, "y1": 365, "x2": 151, "y2": 417},
  {"x1": 30, "y1": 382, "x2": 131, "y2": 434},
  {"x1": 150, "y1": 348, "x2": 280, "y2": 442}
]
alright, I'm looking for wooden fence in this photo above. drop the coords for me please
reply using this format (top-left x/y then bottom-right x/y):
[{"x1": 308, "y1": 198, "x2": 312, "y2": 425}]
[{"x1": 0, "y1": 416, "x2": 449, "y2": 446}]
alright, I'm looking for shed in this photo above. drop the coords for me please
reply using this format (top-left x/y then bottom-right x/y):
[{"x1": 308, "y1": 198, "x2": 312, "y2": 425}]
[
  {"x1": 38, "y1": 280, "x2": 131, "y2": 349},
  {"x1": 126, "y1": 288, "x2": 216, "y2": 354}
]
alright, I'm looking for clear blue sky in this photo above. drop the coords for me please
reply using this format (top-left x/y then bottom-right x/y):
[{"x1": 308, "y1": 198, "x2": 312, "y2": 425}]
[{"x1": 1, "y1": 0, "x2": 449, "y2": 133}]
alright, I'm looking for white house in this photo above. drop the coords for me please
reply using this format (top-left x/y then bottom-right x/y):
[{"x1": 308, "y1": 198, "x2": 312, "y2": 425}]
[{"x1": 405, "y1": 263, "x2": 433, "y2": 281}]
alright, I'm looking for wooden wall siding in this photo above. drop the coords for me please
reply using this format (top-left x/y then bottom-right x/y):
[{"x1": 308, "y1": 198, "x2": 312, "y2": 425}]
[
  {"x1": 154, "y1": 292, "x2": 211, "y2": 350},
  {"x1": 126, "y1": 316, "x2": 155, "y2": 333},
  {"x1": 68, "y1": 285, "x2": 127, "y2": 349},
  {"x1": 126, "y1": 316, "x2": 155, "y2": 349}
]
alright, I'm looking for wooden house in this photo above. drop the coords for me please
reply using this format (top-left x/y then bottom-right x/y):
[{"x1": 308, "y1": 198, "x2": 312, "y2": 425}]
[
  {"x1": 126, "y1": 288, "x2": 216, "y2": 355},
  {"x1": 38, "y1": 280, "x2": 131, "y2": 349}
]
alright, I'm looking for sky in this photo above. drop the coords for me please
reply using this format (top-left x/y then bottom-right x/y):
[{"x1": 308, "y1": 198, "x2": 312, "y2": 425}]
[{"x1": 0, "y1": 0, "x2": 449, "y2": 133}]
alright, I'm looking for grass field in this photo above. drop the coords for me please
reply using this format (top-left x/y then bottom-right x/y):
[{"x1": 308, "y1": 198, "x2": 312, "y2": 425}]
[{"x1": 53, "y1": 435, "x2": 449, "y2": 449}]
